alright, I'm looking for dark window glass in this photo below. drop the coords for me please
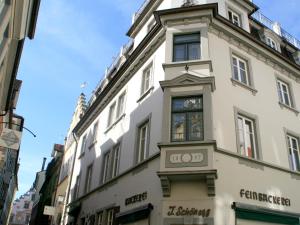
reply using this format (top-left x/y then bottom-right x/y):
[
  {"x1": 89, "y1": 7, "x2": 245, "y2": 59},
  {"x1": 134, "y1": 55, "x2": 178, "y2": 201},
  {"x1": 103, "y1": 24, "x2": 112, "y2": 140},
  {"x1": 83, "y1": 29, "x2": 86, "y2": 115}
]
[
  {"x1": 173, "y1": 33, "x2": 200, "y2": 62},
  {"x1": 171, "y1": 96, "x2": 203, "y2": 141}
]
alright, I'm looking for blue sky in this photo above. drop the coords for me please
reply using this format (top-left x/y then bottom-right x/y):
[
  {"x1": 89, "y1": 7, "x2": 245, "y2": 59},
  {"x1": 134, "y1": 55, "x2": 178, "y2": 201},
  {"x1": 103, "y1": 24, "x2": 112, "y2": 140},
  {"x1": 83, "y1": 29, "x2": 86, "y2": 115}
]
[{"x1": 15, "y1": 0, "x2": 300, "y2": 197}]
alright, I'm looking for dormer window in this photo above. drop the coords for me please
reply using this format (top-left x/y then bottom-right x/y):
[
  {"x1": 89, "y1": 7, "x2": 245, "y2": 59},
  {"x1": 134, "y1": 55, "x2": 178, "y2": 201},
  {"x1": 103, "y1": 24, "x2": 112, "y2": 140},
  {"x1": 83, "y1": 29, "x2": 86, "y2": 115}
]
[
  {"x1": 266, "y1": 37, "x2": 278, "y2": 50},
  {"x1": 228, "y1": 9, "x2": 241, "y2": 27}
]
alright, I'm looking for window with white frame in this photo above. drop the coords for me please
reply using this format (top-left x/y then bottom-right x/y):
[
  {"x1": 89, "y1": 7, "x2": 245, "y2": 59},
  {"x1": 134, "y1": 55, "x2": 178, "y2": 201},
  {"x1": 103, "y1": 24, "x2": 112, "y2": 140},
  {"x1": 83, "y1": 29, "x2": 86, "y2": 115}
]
[
  {"x1": 287, "y1": 135, "x2": 300, "y2": 172},
  {"x1": 102, "y1": 152, "x2": 110, "y2": 183},
  {"x1": 237, "y1": 114, "x2": 258, "y2": 159},
  {"x1": 266, "y1": 37, "x2": 278, "y2": 50},
  {"x1": 116, "y1": 92, "x2": 126, "y2": 118},
  {"x1": 92, "y1": 122, "x2": 98, "y2": 142},
  {"x1": 74, "y1": 173, "x2": 81, "y2": 199},
  {"x1": 228, "y1": 9, "x2": 241, "y2": 27},
  {"x1": 232, "y1": 55, "x2": 249, "y2": 85},
  {"x1": 96, "y1": 211, "x2": 103, "y2": 225},
  {"x1": 173, "y1": 33, "x2": 200, "y2": 62},
  {"x1": 137, "y1": 120, "x2": 149, "y2": 163},
  {"x1": 84, "y1": 164, "x2": 93, "y2": 194},
  {"x1": 107, "y1": 102, "x2": 116, "y2": 127},
  {"x1": 141, "y1": 64, "x2": 152, "y2": 95},
  {"x1": 171, "y1": 96, "x2": 203, "y2": 142},
  {"x1": 111, "y1": 144, "x2": 120, "y2": 178},
  {"x1": 106, "y1": 209, "x2": 115, "y2": 225},
  {"x1": 101, "y1": 143, "x2": 121, "y2": 183},
  {"x1": 277, "y1": 79, "x2": 292, "y2": 107},
  {"x1": 80, "y1": 135, "x2": 87, "y2": 155}
]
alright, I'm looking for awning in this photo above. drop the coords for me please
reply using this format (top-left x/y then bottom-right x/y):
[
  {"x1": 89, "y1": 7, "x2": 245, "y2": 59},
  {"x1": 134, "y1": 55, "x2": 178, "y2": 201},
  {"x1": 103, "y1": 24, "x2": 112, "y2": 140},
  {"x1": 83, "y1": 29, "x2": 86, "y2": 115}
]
[
  {"x1": 116, "y1": 203, "x2": 153, "y2": 224},
  {"x1": 232, "y1": 202, "x2": 300, "y2": 225}
]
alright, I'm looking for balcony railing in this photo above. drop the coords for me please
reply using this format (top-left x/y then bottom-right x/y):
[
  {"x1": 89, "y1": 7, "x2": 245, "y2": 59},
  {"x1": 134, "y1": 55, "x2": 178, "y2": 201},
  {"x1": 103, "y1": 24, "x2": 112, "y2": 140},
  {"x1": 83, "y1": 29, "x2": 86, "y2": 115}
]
[{"x1": 251, "y1": 11, "x2": 300, "y2": 49}]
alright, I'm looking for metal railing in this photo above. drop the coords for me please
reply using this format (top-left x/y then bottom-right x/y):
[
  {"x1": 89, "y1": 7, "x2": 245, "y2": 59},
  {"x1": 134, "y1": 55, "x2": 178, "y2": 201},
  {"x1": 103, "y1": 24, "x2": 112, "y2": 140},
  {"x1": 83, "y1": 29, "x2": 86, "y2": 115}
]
[
  {"x1": 133, "y1": 0, "x2": 151, "y2": 22},
  {"x1": 251, "y1": 11, "x2": 300, "y2": 49}
]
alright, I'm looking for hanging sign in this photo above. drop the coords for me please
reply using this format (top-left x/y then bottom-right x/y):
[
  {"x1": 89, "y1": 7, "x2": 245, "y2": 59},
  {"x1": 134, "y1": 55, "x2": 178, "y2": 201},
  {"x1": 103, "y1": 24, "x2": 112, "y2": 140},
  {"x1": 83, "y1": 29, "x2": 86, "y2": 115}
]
[{"x1": 0, "y1": 128, "x2": 22, "y2": 150}]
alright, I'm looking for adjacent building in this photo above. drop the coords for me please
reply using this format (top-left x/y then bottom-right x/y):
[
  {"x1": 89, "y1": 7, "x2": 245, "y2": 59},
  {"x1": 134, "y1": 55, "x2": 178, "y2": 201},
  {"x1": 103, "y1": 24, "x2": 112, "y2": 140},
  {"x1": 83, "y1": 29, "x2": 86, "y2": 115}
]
[
  {"x1": 0, "y1": 0, "x2": 41, "y2": 224},
  {"x1": 29, "y1": 145, "x2": 63, "y2": 225},
  {"x1": 63, "y1": 0, "x2": 300, "y2": 225},
  {"x1": 9, "y1": 189, "x2": 35, "y2": 225}
]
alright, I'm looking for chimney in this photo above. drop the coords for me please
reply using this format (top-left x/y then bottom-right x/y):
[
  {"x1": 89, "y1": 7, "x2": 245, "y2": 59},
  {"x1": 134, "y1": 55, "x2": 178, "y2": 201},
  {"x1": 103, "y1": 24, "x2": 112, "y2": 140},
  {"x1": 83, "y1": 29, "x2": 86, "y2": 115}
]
[{"x1": 41, "y1": 157, "x2": 46, "y2": 171}]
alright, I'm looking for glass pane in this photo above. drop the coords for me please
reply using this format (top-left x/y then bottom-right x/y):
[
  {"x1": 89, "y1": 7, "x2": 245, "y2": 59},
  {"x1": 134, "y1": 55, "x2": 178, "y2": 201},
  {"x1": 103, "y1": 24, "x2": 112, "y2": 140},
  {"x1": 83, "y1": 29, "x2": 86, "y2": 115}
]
[
  {"x1": 277, "y1": 82, "x2": 283, "y2": 102},
  {"x1": 172, "y1": 113, "x2": 186, "y2": 141},
  {"x1": 188, "y1": 43, "x2": 200, "y2": 60},
  {"x1": 294, "y1": 151, "x2": 300, "y2": 171},
  {"x1": 172, "y1": 97, "x2": 202, "y2": 111},
  {"x1": 188, "y1": 112, "x2": 203, "y2": 140},
  {"x1": 238, "y1": 118, "x2": 245, "y2": 155},
  {"x1": 239, "y1": 61, "x2": 245, "y2": 70},
  {"x1": 174, "y1": 44, "x2": 186, "y2": 61},
  {"x1": 245, "y1": 120, "x2": 255, "y2": 158},
  {"x1": 240, "y1": 70, "x2": 247, "y2": 84},
  {"x1": 174, "y1": 33, "x2": 200, "y2": 44},
  {"x1": 283, "y1": 92, "x2": 290, "y2": 106},
  {"x1": 233, "y1": 65, "x2": 239, "y2": 80}
]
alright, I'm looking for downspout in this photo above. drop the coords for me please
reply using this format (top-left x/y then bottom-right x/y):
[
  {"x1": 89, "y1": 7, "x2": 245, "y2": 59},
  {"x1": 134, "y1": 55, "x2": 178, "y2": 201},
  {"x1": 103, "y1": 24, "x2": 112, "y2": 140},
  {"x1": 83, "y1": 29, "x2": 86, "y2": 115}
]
[{"x1": 61, "y1": 131, "x2": 79, "y2": 225}]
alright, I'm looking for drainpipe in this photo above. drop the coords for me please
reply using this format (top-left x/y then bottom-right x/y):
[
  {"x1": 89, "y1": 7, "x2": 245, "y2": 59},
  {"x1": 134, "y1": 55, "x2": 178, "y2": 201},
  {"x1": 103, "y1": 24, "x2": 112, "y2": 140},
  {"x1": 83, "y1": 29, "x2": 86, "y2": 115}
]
[{"x1": 61, "y1": 131, "x2": 79, "y2": 225}]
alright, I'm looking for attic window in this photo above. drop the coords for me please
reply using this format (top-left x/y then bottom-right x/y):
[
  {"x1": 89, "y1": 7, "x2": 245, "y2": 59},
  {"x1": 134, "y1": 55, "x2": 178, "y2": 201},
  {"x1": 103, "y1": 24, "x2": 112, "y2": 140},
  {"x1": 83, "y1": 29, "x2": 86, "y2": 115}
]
[{"x1": 266, "y1": 37, "x2": 278, "y2": 50}]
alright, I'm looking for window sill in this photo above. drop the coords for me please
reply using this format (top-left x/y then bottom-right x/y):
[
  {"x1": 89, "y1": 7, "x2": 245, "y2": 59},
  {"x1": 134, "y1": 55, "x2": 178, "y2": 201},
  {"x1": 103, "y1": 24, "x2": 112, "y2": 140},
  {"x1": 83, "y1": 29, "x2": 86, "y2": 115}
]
[
  {"x1": 163, "y1": 59, "x2": 213, "y2": 72},
  {"x1": 231, "y1": 78, "x2": 257, "y2": 95},
  {"x1": 137, "y1": 86, "x2": 154, "y2": 103},
  {"x1": 278, "y1": 102, "x2": 299, "y2": 115},
  {"x1": 88, "y1": 140, "x2": 97, "y2": 150},
  {"x1": 104, "y1": 113, "x2": 126, "y2": 133}
]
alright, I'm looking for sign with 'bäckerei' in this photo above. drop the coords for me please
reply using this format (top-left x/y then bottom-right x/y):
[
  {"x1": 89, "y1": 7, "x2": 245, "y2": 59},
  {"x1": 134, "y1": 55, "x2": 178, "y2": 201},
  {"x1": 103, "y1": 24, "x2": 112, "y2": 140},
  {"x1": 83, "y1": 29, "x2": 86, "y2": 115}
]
[{"x1": 0, "y1": 128, "x2": 22, "y2": 150}]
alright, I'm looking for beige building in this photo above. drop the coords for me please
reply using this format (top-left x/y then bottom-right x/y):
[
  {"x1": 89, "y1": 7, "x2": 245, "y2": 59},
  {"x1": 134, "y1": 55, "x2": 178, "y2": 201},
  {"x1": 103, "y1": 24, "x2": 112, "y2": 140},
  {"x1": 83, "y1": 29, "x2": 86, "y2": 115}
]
[{"x1": 63, "y1": 0, "x2": 300, "y2": 225}]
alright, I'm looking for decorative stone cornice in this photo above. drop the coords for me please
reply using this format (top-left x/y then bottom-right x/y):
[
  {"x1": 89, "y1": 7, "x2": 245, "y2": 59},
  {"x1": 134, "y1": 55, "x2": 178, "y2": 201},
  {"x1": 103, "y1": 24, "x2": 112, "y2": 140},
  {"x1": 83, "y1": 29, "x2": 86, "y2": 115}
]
[{"x1": 159, "y1": 73, "x2": 216, "y2": 91}]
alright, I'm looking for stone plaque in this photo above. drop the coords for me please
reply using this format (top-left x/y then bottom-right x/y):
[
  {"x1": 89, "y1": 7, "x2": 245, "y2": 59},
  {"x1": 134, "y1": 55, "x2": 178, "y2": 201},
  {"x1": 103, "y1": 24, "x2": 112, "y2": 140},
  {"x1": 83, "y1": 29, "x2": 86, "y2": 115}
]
[{"x1": 165, "y1": 149, "x2": 208, "y2": 168}]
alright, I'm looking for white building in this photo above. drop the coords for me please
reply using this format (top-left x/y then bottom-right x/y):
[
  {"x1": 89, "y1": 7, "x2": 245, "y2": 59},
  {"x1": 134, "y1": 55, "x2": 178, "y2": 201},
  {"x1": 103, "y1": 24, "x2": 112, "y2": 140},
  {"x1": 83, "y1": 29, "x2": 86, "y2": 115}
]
[{"x1": 64, "y1": 0, "x2": 300, "y2": 225}]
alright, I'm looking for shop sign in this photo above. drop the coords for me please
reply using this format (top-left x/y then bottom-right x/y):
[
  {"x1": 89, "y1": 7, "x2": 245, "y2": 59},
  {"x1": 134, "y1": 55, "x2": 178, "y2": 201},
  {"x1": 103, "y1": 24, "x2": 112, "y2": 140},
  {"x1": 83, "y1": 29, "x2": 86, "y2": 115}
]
[
  {"x1": 240, "y1": 189, "x2": 291, "y2": 206},
  {"x1": 167, "y1": 206, "x2": 211, "y2": 217},
  {"x1": 165, "y1": 149, "x2": 208, "y2": 168},
  {"x1": 0, "y1": 128, "x2": 22, "y2": 150},
  {"x1": 125, "y1": 192, "x2": 147, "y2": 206},
  {"x1": 44, "y1": 206, "x2": 56, "y2": 216}
]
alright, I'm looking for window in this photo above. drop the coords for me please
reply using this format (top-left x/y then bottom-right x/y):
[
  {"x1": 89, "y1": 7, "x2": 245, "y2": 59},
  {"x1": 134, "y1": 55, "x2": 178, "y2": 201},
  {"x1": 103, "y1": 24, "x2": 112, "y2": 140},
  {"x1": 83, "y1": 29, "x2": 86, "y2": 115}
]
[
  {"x1": 173, "y1": 33, "x2": 200, "y2": 62},
  {"x1": 228, "y1": 9, "x2": 241, "y2": 27},
  {"x1": 232, "y1": 55, "x2": 249, "y2": 85},
  {"x1": 74, "y1": 174, "x2": 81, "y2": 199},
  {"x1": 237, "y1": 115, "x2": 257, "y2": 159},
  {"x1": 277, "y1": 79, "x2": 292, "y2": 107},
  {"x1": 111, "y1": 144, "x2": 120, "y2": 178},
  {"x1": 96, "y1": 211, "x2": 103, "y2": 225},
  {"x1": 102, "y1": 152, "x2": 110, "y2": 183},
  {"x1": 107, "y1": 102, "x2": 116, "y2": 127},
  {"x1": 141, "y1": 65, "x2": 152, "y2": 95},
  {"x1": 266, "y1": 37, "x2": 277, "y2": 50},
  {"x1": 24, "y1": 201, "x2": 29, "y2": 209},
  {"x1": 80, "y1": 135, "x2": 87, "y2": 155},
  {"x1": 171, "y1": 96, "x2": 203, "y2": 142},
  {"x1": 287, "y1": 135, "x2": 300, "y2": 172},
  {"x1": 92, "y1": 122, "x2": 98, "y2": 142},
  {"x1": 101, "y1": 143, "x2": 121, "y2": 183},
  {"x1": 106, "y1": 209, "x2": 115, "y2": 225},
  {"x1": 137, "y1": 121, "x2": 149, "y2": 163},
  {"x1": 116, "y1": 92, "x2": 126, "y2": 118},
  {"x1": 84, "y1": 164, "x2": 93, "y2": 194}
]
